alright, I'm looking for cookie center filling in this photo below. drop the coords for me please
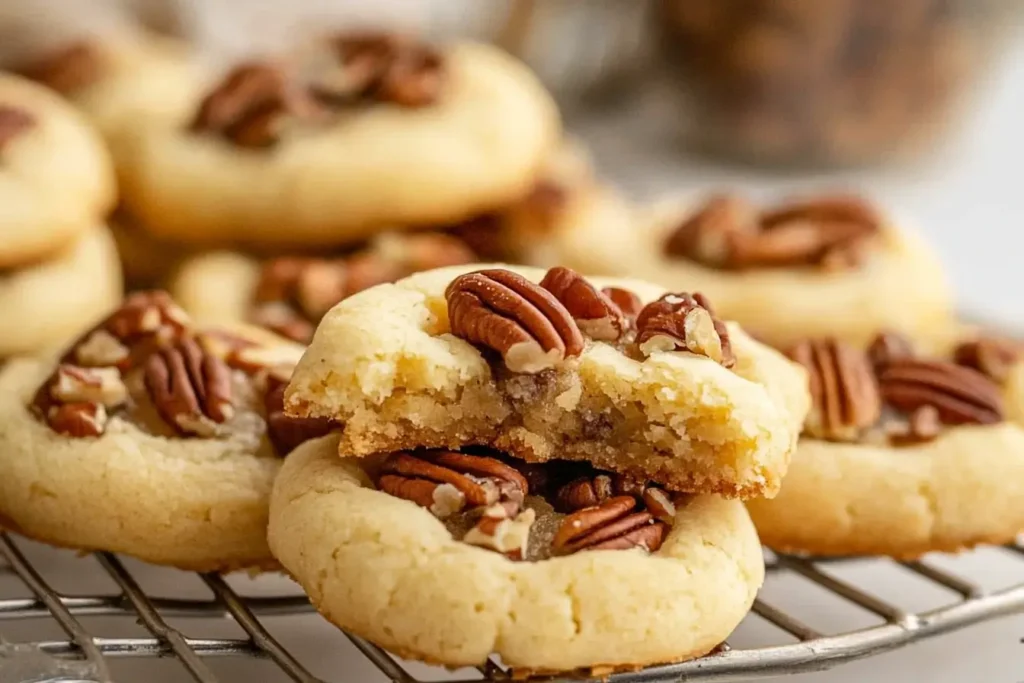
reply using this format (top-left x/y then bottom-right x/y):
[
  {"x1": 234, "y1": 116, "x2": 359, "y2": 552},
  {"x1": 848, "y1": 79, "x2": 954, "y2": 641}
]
[
  {"x1": 785, "y1": 332, "x2": 1019, "y2": 446},
  {"x1": 370, "y1": 447, "x2": 683, "y2": 561},
  {"x1": 663, "y1": 193, "x2": 881, "y2": 272},
  {"x1": 28, "y1": 291, "x2": 333, "y2": 454}
]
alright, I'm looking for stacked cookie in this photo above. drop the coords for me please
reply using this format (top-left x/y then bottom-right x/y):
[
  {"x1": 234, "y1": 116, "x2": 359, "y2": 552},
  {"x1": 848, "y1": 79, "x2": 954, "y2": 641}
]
[
  {"x1": 270, "y1": 264, "x2": 810, "y2": 674},
  {"x1": 0, "y1": 73, "x2": 121, "y2": 359}
]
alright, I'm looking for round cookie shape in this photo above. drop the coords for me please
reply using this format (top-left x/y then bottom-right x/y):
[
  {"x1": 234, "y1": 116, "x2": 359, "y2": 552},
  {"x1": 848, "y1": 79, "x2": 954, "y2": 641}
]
[
  {"x1": 552, "y1": 192, "x2": 955, "y2": 348},
  {"x1": 747, "y1": 332, "x2": 1024, "y2": 557},
  {"x1": 0, "y1": 293, "x2": 332, "y2": 571},
  {"x1": 285, "y1": 264, "x2": 810, "y2": 499},
  {"x1": 119, "y1": 40, "x2": 561, "y2": 249},
  {"x1": 269, "y1": 434, "x2": 764, "y2": 674},
  {"x1": 0, "y1": 225, "x2": 122, "y2": 358},
  {"x1": 0, "y1": 74, "x2": 116, "y2": 267}
]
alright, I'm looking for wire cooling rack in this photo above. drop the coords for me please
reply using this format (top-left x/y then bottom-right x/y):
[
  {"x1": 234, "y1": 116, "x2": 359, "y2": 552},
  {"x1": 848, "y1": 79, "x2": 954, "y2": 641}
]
[{"x1": 1, "y1": 532, "x2": 1022, "y2": 683}]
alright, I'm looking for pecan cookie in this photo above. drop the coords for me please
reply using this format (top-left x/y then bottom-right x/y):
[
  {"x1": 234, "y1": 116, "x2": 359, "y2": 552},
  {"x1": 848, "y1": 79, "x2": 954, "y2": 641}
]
[
  {"x1": 0, "y1": 291, "x2": 333, "y2": 571},
  {"x1": 747, "y1": 331, "x2": 1024, "y2": 557},
  {"x1": 117, "y1": 35, "x2": 560, "y2": 249},
  {"x1": 269, "y1": 434, "x2": 764, "y2": 674},
  {"x1": 551, "y1": 191, "x2": 955, "y2": 348},
  {"x1": 285, "y1": 264, "x2": 810, "y2": 498},
  {"x1": 0, "y1": 73, "x2": 116, "y2": 268},
  {"x1": 0, "y1": 225, "x2": 122, "y2": 358}
]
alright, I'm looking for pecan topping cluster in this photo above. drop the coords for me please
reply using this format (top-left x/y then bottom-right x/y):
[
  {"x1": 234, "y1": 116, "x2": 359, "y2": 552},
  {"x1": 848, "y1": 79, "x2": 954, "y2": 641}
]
[
  {"x1": 311, "y1": 33, "x2": 445, "y2": 108},
  {"x1": 252, "y1": 233, "x2": 476, "y2": 343},
  {"x1": 16, "y1": 42, "x2": 104, "y2": 94},
  {"x1": 31, "y1": 291, "x2": 330, "y2": 451},
  {"x1": 665, "y1": 194, "x2": 881, "y2": 272},
  {"x1": 446, "y1": 267, "x2": 735, "y2": 373},
  {"x1": 787, "y1": 332, "x2": 1016, "y2": 446},
  {"x1": 0, "y1": 106, "x2": 35, "y2": 153},
  {"x1": 190, "y1": 33, "x2": 445, "y2": 148},
  {"x1": 191, "y1": 62, "x2": 326, "y2": 148},
  {"x1": 375, "y1": 449, "x2": 680, "y2": 560}
]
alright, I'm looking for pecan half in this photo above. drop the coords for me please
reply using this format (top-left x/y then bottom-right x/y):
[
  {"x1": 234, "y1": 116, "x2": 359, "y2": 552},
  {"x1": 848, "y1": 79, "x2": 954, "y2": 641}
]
[
  {"x1": 540, "y1": 267, "x2": 627, "y2": 342},
  {"x1": 953, "y1": 337, "x2": 1023, "y2": 384},
  {"x1": 0, "y1": 106, "x2": 35, "y2": 152},
  {"x1": 314, "y1": 33, "x2": 444, "y2": 108},
  {"x1": 191, "y1": 62, "x2": 324, "y2": 148},
  {"x1": 462, "y1": 504, "x2": 536, "y2": 560},
  {"x1": 16, "y1": 42, "x2": 103, "y2": 94},
  {"x1": 887, "y1": 405, "x2": 942, "y2": 446},
  {"x1": 552, "y1": 496, "x2": 667, "y2": 555},
  {"x1": 635, "y1": 293, "x2": 735, "y2": 367},
  {"x1": 144, "y1": 336, "x2": 235, "y2": 436},
  {"x1": 263, "y1": 380, "x2": 335, "y2": 455},
  {"x1": 879, "y1": 359, "x2": 1003, "y2": 426},
  {"x1": 378, "y1": 450, "x2": 528, "y2": 518},
  {"x1": 664, "y1": 193, "x2": 879, "y2": 271},
  {"x1": 664, "y1": 194, "x2": 759, "y2": 266},
  {"x1": 867, "y1": 331, "x2": 914, "y2": 371},
  {"x1": 446, "y1": 269, "x2": 584, "y2": 373},
  {"x1": 788, "y1": 338, "x2": 881, "y2": 441}
]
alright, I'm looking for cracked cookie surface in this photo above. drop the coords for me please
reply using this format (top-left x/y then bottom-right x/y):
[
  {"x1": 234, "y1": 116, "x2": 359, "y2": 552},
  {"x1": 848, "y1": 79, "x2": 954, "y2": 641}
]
[
  {"x1": 747, "y1": 332, "x2": 1024, "y2": 557},
  {"x1": 285, "y1": 264, "x2": 809, "y2": 498},
  {"x1": 269, "y1": 433, "x2": 764, "y2": 674}
]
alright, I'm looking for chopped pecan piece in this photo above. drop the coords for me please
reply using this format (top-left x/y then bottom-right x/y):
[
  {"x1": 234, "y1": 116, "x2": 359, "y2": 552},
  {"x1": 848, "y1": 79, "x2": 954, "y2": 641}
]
[
  {"x1": 788, "y1": 338, "x2": 881, "y2": 441},
  {"x1": 462, "y1": 504, "x2": 536, "y2": 560},
  {"x1": 0, "y1": 106, "x2": 35, "y2": 152},
  {"x1": 144, "y1": 336, "x2": 235, "y2": 436},
  {"x1": 540, "y1": 267, "x2": 627, "y2": 342},
  {"x1": 47, "y1": 402, "x2": 107, "y2": 438},
  {"x1": 641, "y1": 487, "x2": 678, "y2": 525},
  {"x1": 314, "y1": 33, "x2": 444, "y2": 108},
  {"x1": 378, "y1": 450, "x2": 528, "y2": 518},
  {"x1": 73, "y1": 290, "x2": 191, "y2": 369},
  {"x1": 250, "y1": 303, "x2": 316, "y2": 344},
  {"x1": 867, "y1": 331, "x2": 914, "y2": 371},
  {"x1": 635, "y1": 293, "x2": 735, "y2": 367},
  {"x1": 191, "y1": 62, "x2": 324, "y2": 148},
  {"x1": 555, "y1": 474, "x2": 614, "y2": 512},
  {"x1": 50, "y1": 365, "x2": 127, "y2": 408},
  {"x1": 446, "y1": 269, "x2": 584, "y2": 373},
  {"x1": 552, "y1": 496, "x2": 667, "y2": 555},
  {"x1": 16, "y1": 42, "x2": 103, "y2": 94},
  {"x1": 887, "y1": 405, "x2": 942, "y2": 446},
  {"x1": 664, "y1": 193, "x2": 880, "y2": 271},
  {"x1": 601, "y1": 287, "x2": 643, "y2": 322},
  {"x1": 879, "y1": 359, "x2": 1003, "y2": 426},
  {"x1": 953, "y1": 337, "x2": 1023, "y2": 384}
]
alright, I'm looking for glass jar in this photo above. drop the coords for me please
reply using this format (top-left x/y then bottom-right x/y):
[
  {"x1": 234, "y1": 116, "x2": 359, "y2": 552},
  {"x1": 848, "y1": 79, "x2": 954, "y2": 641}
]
[{"x1": 659, "y1": 0, "x2": 1017, "y2": 166}]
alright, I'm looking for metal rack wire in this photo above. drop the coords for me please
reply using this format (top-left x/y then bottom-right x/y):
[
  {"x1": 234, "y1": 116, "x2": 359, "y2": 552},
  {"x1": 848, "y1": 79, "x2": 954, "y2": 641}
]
[{"x1": 2, "y1": 532, "x2": 1022, "y2": 683}]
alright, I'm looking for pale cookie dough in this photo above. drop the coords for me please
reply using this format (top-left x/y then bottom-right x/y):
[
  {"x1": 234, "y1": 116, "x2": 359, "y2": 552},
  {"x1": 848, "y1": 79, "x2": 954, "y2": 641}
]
[
  {"x1": 552, "y1": 193, "x2": 955, "y2": 348},
  {"x1": 269, "y1": 433, "x2": 764, "y2": 675},
  {"x1": 119, "y1": 40, "x2": 561, "y2": 249},
  {"x1": 747, "y1": 333, "x2": 1024, "y2": 557},
  {"x1": 0, "y1": 225, "x2": 122, "y2": 358},
  {"x1": 0, "y1": 293, "x2": 331, "y2": 571},
  {"x1": 286, "y1": 265, "x2": 809, "y2": 498},
  {"x1": 0, "y1": 73, "x2": 116, "y2": 267}
]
